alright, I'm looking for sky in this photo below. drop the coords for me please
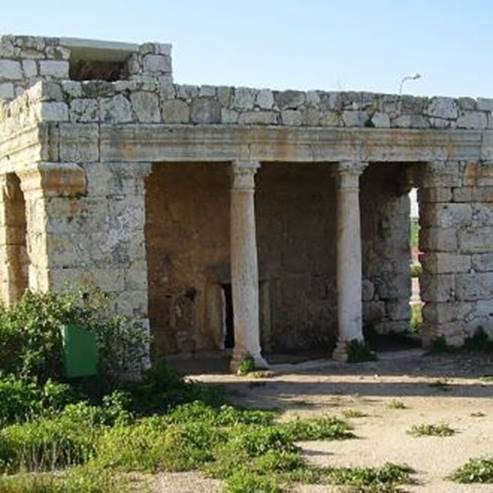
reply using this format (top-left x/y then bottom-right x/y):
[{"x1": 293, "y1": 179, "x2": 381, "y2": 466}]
[{"x1": 2, "y1": 0, "x2": 493, "y2": 97}]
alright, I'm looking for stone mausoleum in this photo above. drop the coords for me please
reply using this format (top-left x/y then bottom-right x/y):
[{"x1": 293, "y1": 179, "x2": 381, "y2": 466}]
[{"x1": 1, "y1": 35, "x2": 492, "y2": 367}]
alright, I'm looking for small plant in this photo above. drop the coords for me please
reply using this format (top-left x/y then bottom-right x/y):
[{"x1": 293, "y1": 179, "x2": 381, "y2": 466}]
[
  {"x1": 281, "y1": 416, "x2": 355, "y2": 441},
  {"x1": 407, "y1": 423, "x2": 456, "y2": 437},
  {"x1": 346, "y1": 339, "x2": 378, "y2": 363},
  {"x1": 342, "y1": 409, "x2": 367, "y2": 418},
  {"x1": 480, "y1": 375, "x2": 493, "y2": 382},
  {"x1": 450, "y1": 457, "x2": 493, "y2": 483},
  {"x1": 470, "y1": 412, "x2": 486, "y2": 418},
  {"x1": 410, "y1": 262, "x2": 423, "y2": 278},
  {"x1": 237, "y1": 354, "x2": 256, "y2": 376},
  {"x1": 387, "y1": 399, "x2": 407, "y2": 410},
  {"x1": 224, "y1": 469, "x2": 282, "y2": 493},
  {"x1": 464, "y1": 327, "x2": 493, "y2": 352}
]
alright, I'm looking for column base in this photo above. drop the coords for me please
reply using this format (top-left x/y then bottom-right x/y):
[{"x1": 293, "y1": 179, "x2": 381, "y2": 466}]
[
  {"x1": 230, "y1": 351, "x2": 270, "y2": 373},
  {"x1": 332, "y1": 339, "x2": 349, "y2": 363}
]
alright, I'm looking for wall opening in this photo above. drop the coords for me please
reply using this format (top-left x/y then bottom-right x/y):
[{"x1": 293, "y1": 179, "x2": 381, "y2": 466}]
[
  {"x1": 221, "y1": 283, "x2": 234, "y2": 349},
  {"x1": 5, "y1": 173, "x2": 28, "y2": 304},
  {"x1": 409, "y1": 187, "x2": 423, "y2": 334},
  {"x1": 69, "y1": 59, "x2": 126, "y2": 81}
]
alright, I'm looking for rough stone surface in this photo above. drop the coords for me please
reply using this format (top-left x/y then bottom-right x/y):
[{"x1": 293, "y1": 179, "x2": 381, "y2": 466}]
[{"x1": 0, "y1": 33, "x2": 492, "y2": 360}]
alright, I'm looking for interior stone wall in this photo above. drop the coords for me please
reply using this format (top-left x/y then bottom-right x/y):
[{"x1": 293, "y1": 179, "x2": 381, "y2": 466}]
[
  {"x1": 361, "y1": 164, "x2": 412, "y2": 335},
  {"x1": 145, "y1": 161, "x2": 411, "y2": 358}
]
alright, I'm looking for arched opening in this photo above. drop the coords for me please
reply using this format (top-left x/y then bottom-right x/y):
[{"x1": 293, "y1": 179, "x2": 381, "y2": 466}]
[{"x1": 4, "y1": 173, "x2": 29, "y2": 304}]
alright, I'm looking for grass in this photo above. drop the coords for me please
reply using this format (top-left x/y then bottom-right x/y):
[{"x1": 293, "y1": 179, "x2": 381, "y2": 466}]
[
  {"x1": 407, "y1": 423, "x2": 456, "y2": 437},
  {"x1": 341, "y1": 409, "x2": 368, "y2": 418},
  {"x1": 450, "y1": 457, "x2": 493, "y2": 483},
  {"x1": 387, "y1": 400, "x2": 407, "y2": 410},
  {"x1": 470, "y1": 412, "x2": 486, "y2": 418}
]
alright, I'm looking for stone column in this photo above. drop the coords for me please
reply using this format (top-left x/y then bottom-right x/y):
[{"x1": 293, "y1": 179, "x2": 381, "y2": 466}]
[
  {"x1": 230, "y1": 160, "x2": 268, "y2": 370},
  {"x1": 333, "y1": 161, "x2": 368, "y2": 361}
]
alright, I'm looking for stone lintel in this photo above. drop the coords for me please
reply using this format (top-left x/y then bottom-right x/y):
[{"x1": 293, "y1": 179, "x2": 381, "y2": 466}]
[{"x1": 17, "y1": 162, "x2": 86, "y2": 196}]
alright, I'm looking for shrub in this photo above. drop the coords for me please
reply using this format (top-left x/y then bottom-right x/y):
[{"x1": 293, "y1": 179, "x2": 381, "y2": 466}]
[
  {"x1": 450, "y1": 457, "x2": 493, "y2": 483},
  {"x1": 387, "y1": 399, "x2": 407, "y2": 410},
  {"x1": 0, "y1": 289, "x2": 150, "y2": 383},
  {"x1": 407, "y1": 423, "x2": 456, "y2": 437},
  {"x1": 237, "y1": 354, "x2": 256, "y2": 376},
  {"x1": 0, "y1": 414, "x2": 101, "y2": 472},
  {"x1": 410, "y1": 262, "x2": 423, "y2": 278},
  {"x1": 0, "y1": 377, "x2": 80, "y2": 426},
  {"x1": 346, "y1": 339, "x2": 378, "y2": 363},
  {"x1": 224, "y1": 469, "x2": 282, "y2": 493},
  {"x1": 281, "y1": 416, "x2": 355, "y2": 441}
]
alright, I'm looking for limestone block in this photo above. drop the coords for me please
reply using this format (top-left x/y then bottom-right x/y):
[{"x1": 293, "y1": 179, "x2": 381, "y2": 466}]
[
  {"x1": 49, "y1": 267, "x2": 125, "y2": 292},
  {"x1": 199, "y1": 85, "x2": 216, "y2": 97},
  {"x1": 161, "y1": 99, "x2": 190, "y2": 123},
  {"x1": 320, "y1": 111, "x2": 339, "y2": 126},
  {"x1": 420, "y1": 273, "x2": 455, "y2": 302},
  {"x1": 275, "y1": 90, "x2": 306, "y2": 110},
  {"x1": 457, "y1": 111, "x2": 488, "y2": 129},
  {"x1": 464, "y1": 162, "x2": 493, "y2": 187},
  {"x1": 342, "y1": 110, "x2": 368, "y2": 127},
  {"x1": 233, "y1": 87, "x2": 257, "y2": 110},
  {"x1": 45, "y1": 46, "x2": 70, "y2": 60},
  {"x1": 125, "y1": 260, "x2": 148, "y2": 290},
  {"x1": 175, "y1": 84, "x2": 199, "y2": 101},
  {"x1": 458, "y1": 97, "x2": 477, "y2": 111},
  {"x1": 426, "y1": 97, "x2": 458, "y2": 119},
  {"x1": 477, "y1": 98, "x2": 493, "y2": 112},
  {"x1": 371, "y1": 112, "x2": 390, "y2": 128},
  {"x1": 377, "y1": 321, "x2": 410, "y2": 334},
  {"x1": 0, "y1": 60, "x2": 22, "y2": 80},
  {"x1": 363, "y1": 301, "x2": 385, "y2": 322},
  {"x1": 471, "y1": 253, "x2": 493, "y2": 272},
  {"x1": 473, "y1": 203, "x2": 493, "y2": 226},
  {"x1": 302, "y1": 107, "x2": 321, "y2": 126},
  {"x1": 306, "y1": 91, "x2": 320, "y2": 106},
  {"x1": 453, "y1": 187, "x2": 493, "y2": 203},
  {"x1": 419, "y1": 227, "x2": 458, "y2": 252},
  {"x1": 22, "y1": 60, "x2": 37, "y2": 78},
  {"x1": 421, "y1": 253, "x2": 471, "y2": 274},
  {"x1": 116, "y1": 290, "x2": 148, "y2": 317},
  {"x1": 418, "y1": 187, "x2": 452, "y2": 203},
  {"x1": 190, "y1": 98, "x2": 221, "y2": 124},
  {"x1": 0, "y1": 83, "x2": 14, "y2": 99},
  {"x1": 238, "y1": 111, "x2": 277, "y2": 125},
  {"x1": 392, "y1": 114, "x2": 430, "y2": 128},
  {"x1": 60, "y1": 124, "x2": 99, "y2": 162},
  {"x1": 130, "y1": 91, "x2": 161, "y2": 123},
  {"x1": 142, "y1": 54, "x2": 171, "y2": 73},
  {"x1": 39, "y1": 61, "x2": 69, "y2": 78},
  {"x1": 456, "y1": 272, "x2": 493, "y2": 301},
  {"x1": 100, "y1": 95, "x2": 132, "y2": 123},
  {"x1": 362, "y1": 279, "x2": 375, "y2": 301},
  {"x1": 420, "y1": 203, "x2": 472, "y2": 228},
  {"x1": 459, "y1": 228, "x2": 493, "y2": 253},
  {"x1": 36, "y1": 102, "x2": 69, "y2": 122},
  {"x1": 256, "y1": 89, "x2": 274, "y2": 110},
  {"x1": 217, "y1": 86, "x2": 232, "y2": 106},
  {"x1": 281, "y1": 110, "x2": 303, "y2": 126},
  {"x1": 70, "y1": 98, "x2": 99, "y2": 122},
  {"x1": 221, "y1": 108, "x2": 239, "y2": 124},
  {"x1": 422, "y1": 302, "x2": 469, "y2": 324}
]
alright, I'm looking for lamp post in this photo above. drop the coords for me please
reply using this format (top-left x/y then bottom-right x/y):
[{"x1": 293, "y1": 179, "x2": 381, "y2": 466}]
[{"x1": 399, "y1": 73, "x2": 422, "y2": 95}]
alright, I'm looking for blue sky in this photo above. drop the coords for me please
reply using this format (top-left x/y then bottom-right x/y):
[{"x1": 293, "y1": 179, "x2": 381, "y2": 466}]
[{"x1": 2, "y1": 0, "x2": 492, "y2": 97}]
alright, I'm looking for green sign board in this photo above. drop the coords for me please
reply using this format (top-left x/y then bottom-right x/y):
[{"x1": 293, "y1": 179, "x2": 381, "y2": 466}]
[{"x1": 61, "y1": 324, "x2": 98, "y2": 378}]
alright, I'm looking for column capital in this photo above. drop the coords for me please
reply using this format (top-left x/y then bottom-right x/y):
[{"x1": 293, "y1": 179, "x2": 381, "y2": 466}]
[
  {"x1": 336, "y1": 161, "x2": 368, "y2": 176},
  {"x1": 231, "y1": 161, "x2": 260, "y2": 191}
]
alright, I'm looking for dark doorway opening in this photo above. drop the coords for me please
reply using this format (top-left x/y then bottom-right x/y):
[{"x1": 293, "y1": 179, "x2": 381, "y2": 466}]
[{"x1": 222, "y1": 284, "x2": 235, "y2": 349}]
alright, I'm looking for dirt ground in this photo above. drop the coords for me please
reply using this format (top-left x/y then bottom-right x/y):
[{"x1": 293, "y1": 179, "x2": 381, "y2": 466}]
[{"x1": 154, "y1": 349, "x2": 493, "y2": 492}]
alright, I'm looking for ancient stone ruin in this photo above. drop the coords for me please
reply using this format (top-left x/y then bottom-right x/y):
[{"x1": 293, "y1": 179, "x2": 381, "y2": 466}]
[{"x1": 1, "y1": 35, "x2": 492, "y2": 365}]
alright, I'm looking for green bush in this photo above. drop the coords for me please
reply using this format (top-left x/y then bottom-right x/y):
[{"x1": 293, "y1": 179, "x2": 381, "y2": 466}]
[
  {"x1": 407, "y1": 423, "x2": 456, "y2": 437},
  {"x1": 410, "y1": 262, "x2": 423, "y2": 278},
  {"x1": 450, "y1": 457, "x2": 493, "y2": 483},
  {"x1": 0, "y1": 413, "x2": 101, "y2": 472},
  {"x1": 237, "y1": 354, "x2": 256, "y2": 375},
  {"x1": 281, "y1": 416, "x2": 354, "y2": 441},
  {"x1": 0, "y1": 289, "x2": 149, "y2": 383},
  {"x1": 0, "y1": 377, "x2": 80, "y2": 426},
  {"x1": 346, "y1": 339, "x2": 378, "y2": 363},
  {"x1": 224, "y1": 469, "x2": 282, "y2": 493}
]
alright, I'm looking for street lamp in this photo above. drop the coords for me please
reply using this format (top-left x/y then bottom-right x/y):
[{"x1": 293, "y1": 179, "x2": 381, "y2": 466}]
[{"x1": 399, "y1": 73, "x2": 422, "y2": 95}]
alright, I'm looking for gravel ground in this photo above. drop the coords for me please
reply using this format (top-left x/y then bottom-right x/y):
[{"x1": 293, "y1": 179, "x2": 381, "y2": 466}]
[{"x1": 152, "y1": 349, "x2": 493, "y2": 492}]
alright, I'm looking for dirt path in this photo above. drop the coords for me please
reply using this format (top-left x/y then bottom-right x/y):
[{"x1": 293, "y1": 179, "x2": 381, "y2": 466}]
[{"x1": 155, "y1": 350, "x2": 493, "y2": 492}]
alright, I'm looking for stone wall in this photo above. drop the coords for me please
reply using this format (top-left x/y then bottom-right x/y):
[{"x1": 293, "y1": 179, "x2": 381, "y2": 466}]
[
  {"x1": 145, "y1": 161, "x2": 411, "y2": 357},
  {"x1": 417, "y1": 161, "x2": 493, "y2": 345}
]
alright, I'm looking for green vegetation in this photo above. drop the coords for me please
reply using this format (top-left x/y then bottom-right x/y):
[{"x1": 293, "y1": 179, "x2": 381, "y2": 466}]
[
  {"x1": 0, "y1": 290, "x2": 416, "y2": 492},
  {"x1": 387, "y1": 399, "x2": 408, "y2": 410},
  {"x1": 450, "y1": 457, "x2": 493, "y2": 483},
  {"x1": 410, "y1": 218, "x2": 420, "y2": 251},
  {"x1": 428, "y1": 328, "x2": 493, "y2": 354},
  {"x1": 410, "y1": 262, "x2": 422, "y2": 278},
  {"x1": 410, "y1": 303, "x2": 423, "y2": 332},
  {"x1": 236, "y1": 354, "x2": 256, "y2": 375},
  {"x1": 428, "y1": 379, "x2": 451, "y2": 392},
  {"x1": 346, "y1": 339, "x2": 378, "y2": 363},
  {"x1": 407, "y1": 423, "x2": 456, "y2": 437},
  {"x1": 342, "y1": 409, "x2": 368, "y2": 418}
]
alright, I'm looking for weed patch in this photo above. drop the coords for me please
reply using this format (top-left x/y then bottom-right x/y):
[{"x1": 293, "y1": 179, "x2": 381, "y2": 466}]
[
  {"x1": 450, "y1": 457, "x2": 493, "y2": 483},
  {"x1": 407, "y1": 423, "x2": 456, "y2": 437},
  {"x1": 387, "y1": 400, "x2": 407, "y2": 410}
]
